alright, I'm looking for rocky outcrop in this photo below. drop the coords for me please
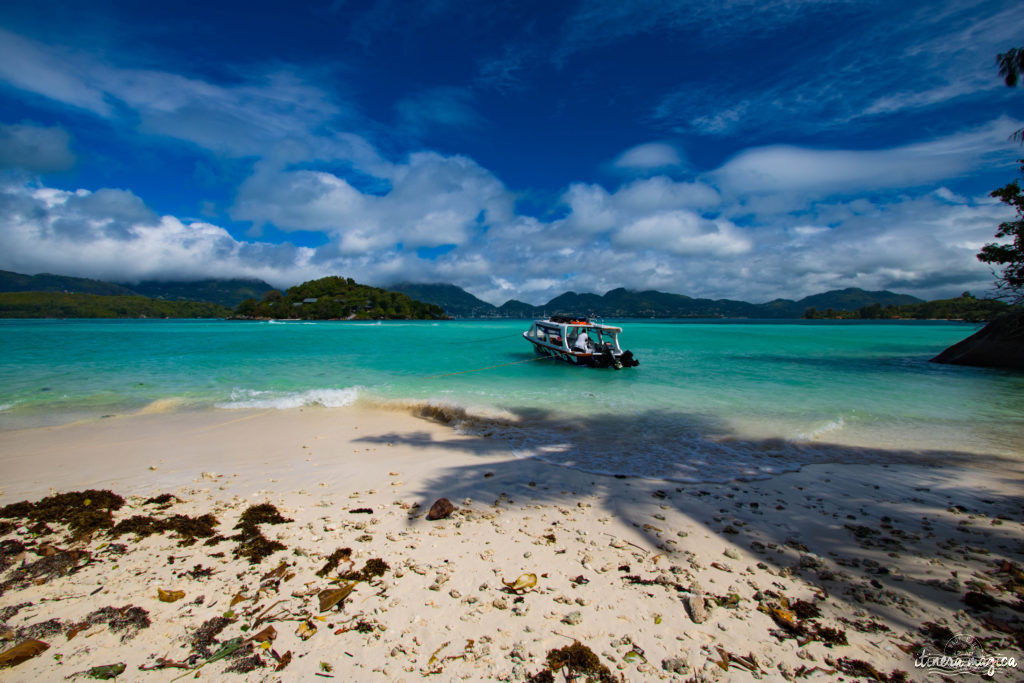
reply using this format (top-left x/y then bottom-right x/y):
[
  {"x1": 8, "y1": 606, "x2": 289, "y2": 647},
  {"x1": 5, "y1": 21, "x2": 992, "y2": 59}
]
[{"x1": 931, "y1": 310, "x2": 1024, "y2": 370}]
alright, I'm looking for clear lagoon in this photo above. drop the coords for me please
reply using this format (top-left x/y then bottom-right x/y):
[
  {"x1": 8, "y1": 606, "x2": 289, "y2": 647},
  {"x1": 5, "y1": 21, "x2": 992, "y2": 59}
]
[{"x1": 1, "y1": 318, "x2": 1020, "y2": 481}]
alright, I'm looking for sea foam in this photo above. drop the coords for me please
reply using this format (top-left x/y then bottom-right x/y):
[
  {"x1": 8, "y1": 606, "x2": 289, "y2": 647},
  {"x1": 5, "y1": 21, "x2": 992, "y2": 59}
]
[{"x1": 218, "y1": 387, "x2": 361, "y2": 410}]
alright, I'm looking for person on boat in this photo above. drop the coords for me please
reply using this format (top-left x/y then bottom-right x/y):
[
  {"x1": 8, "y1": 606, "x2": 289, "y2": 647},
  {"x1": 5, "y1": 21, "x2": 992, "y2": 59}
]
[{"x1": 573, "y1": 332, "x2": 593, "y2": 353}]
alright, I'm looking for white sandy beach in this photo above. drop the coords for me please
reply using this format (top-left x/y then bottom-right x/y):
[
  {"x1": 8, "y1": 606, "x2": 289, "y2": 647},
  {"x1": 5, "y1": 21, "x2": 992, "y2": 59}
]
[{"x1": 1, "y1": 406, "x2": 1022, "y2": 680}]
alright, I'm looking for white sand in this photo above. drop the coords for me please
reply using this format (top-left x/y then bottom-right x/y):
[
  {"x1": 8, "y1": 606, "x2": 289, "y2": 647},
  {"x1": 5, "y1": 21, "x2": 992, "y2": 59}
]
[{"x1": 0, "y1": 406, "x2": 1022, "y2": 680}]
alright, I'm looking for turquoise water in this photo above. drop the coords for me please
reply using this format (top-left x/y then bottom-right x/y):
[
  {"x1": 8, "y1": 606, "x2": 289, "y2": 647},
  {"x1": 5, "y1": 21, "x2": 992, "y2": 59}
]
[{"x1": 1, "y1": 319, "x2": 1021, "y2": 481}]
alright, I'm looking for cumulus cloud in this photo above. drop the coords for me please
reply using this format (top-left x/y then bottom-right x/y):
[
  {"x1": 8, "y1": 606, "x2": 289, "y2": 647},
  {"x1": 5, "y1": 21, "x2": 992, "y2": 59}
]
[
  {"x1": 0, "y1": 122, "x2": 75, "y2": 172},
  {"x1": 613, "y1": 211, "x2": 751, "y2": 256},
  {"x1": 0, "y1": 166, "x2": 1009, "y2": 305},
  {"x1": 0, "y1": 181, "x2": 318, "y2": 286},
  {"x1": 0, "y1": 26, "x2": 1013, "y2": 307},
  {"x1": 232, "y1": 151, "x2": 513, "y2": 254}
]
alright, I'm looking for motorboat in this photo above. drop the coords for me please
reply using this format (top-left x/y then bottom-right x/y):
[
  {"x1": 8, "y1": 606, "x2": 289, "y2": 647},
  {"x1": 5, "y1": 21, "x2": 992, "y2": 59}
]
[{"x1": 523, "y1": 316, "x2": 639, "y2": 369}]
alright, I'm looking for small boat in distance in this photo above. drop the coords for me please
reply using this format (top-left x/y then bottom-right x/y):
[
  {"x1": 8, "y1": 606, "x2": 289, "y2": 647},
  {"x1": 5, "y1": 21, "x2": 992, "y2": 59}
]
[{"x1": 523, "y1": 316, "x2": 639, "y2": 369}]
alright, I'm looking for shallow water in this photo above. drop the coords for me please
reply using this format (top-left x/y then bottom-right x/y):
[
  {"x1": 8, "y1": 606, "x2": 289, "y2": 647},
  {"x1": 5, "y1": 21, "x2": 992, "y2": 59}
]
[{"x1": 1, "y1": 318, "x2": 1021, "y2": 481}]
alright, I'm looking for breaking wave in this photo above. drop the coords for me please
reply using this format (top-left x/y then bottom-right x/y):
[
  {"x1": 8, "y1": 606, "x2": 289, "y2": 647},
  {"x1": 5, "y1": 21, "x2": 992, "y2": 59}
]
[
  {"x1": 793, "y1": 416, "x2": 846, "y2": 442},
  {"x1": 217, "y1": 387, "x2": 362, "y2": 410}
]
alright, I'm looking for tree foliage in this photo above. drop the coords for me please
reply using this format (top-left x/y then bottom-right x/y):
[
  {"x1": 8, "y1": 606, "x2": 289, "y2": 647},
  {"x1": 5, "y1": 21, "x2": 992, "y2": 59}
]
[
  {"x1": 998, "y1": 47, "x2": 1024, "y2": 142},
  {"x1": 233, "y1": 276, "x2": 447, "y2": 320},
  {"x1": 980, "y1": 162, "x2": 1024, "y2": 304},
  {"x1": 803, "y1": 292, "x2": 1011, "y2": 322},
  {"x1": 998, "y1": 47, "x2": 1024, "y2": 87}
]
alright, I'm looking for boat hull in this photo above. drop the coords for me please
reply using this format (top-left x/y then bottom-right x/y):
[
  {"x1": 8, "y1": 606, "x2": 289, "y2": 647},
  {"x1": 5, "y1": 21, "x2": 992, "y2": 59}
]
[{"x1": 526, "y1": 338, "x2": 637, "y2": 368}]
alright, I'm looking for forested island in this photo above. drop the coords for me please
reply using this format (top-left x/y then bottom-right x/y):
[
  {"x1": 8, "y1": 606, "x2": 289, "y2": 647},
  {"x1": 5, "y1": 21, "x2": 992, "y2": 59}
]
[
  {"x1": 803, "y1": 292, "x2": 1012, "y2": 322},
  {"x1": 232, "y1": 276, "x2": 446, "y2": 320}
]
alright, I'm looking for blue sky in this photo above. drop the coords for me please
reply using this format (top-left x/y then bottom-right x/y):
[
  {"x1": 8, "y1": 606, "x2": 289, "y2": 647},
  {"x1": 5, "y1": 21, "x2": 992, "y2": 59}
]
[{"x1": 0, "y1": 0, "x2": 1021, "y2": 305}]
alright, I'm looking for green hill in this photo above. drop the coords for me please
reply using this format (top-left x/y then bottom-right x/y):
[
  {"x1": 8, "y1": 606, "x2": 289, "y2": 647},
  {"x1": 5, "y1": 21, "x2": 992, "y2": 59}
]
[
  {"x1": 0, "y1": 270, "x2": 137, "y2": 296},
  {"x1": 805, "y1": 293, "x2": 1011, "y2": 322},
  {"x1": 0, "y1": 269, "x2": 276, "y2": 307},
  {"x1": 234, "y1": 276, "x2": 446, "y2": 320},
  {"x1": 389, "y1": 283, "x2": 932, "y2": 319},
  {"x1": 390, "y1": 282, "x2": 497, "y2": 317},
  {"x1": 0, "y1": 292, "x2": 230, "y2": 318},
  {"x1": 125, "y1": 278, "x2": 276, "y2": 308}
]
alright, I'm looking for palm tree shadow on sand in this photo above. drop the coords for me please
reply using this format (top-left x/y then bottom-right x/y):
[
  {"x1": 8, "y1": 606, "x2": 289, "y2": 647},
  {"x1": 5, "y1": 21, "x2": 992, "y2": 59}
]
[{"x1": 354, "y1": 405, "x2": 1024, "y2": 639}]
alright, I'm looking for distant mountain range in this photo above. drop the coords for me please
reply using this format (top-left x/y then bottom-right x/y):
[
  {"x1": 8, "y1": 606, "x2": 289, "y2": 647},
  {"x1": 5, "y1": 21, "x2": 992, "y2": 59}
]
[
  {"x1": 0, "y1": 269, "x2": 928, "y2": 319},
  {"x1": 0, "y1": 270, "x2": 275, "y2": 308},
  {"x1": 390, "y1": 282, "x2": 923, "y2": 318}
]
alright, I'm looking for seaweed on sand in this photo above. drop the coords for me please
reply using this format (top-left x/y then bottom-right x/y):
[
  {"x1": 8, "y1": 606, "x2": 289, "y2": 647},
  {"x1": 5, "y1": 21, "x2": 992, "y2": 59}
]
[
  {"x1": 835, "y1": 658, "x2": 907, "y2": 682},
  {"x1": 0, "y1": 490, "x2": 125, "y2": 536},
  {"x1": 142, "y1": 494, "x2": 178, "y2": 506},
  {"x1": 70, "y1": 606, "x2": 151, "y2": 643},
  {"x1": 0, "y1": 549, "x2": 91, "y2": 596},
  {"x1": 189, "y1": 616, "x2": 232, "y2": 658},
  {"x1": 339, "y1": 558, "x2": 390, "y2": 582},
  {"x1": 111, "y1": 513, "x2": 219, "y2": 546},
  {"x1": 0, "y1": 540, "x2": 26, "y2": 573},
  {"x1": 231, "y1": 504, "x2": 291, "y2": 564},
  {"x1": 529, "y1": 641, "x2": 619, "y2": 683},
  {"x1": 316, "y1": 548, "x2": 352, "y2": 578}
]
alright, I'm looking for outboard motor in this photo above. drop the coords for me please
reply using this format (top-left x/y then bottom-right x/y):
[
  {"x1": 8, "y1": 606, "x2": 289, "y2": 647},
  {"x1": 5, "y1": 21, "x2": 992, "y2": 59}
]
[{"x1": 619, "y1": 350, "x2": 639, "y2": 367}]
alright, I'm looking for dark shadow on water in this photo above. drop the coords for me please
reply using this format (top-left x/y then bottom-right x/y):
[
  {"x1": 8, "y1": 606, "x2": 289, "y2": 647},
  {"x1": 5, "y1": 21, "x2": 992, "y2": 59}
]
[{"x1": 355, "y1": 405, "x2": 1024, "y2": 636}]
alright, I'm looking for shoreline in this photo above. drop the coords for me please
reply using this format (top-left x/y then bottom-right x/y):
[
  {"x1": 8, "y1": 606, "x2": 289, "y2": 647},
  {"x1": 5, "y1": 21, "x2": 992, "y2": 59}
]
[{"x1": 1, "y1": 406, "x2": 1022, "y2": 680}]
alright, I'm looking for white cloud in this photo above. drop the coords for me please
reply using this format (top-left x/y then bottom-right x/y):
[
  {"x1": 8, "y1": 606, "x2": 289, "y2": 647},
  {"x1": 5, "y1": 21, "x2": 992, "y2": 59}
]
[
  {"x1": 0, "y1": 29, "x2": 344, "y2": 159},
  {"x1": 232, "y1": 151, "x2": 513, "y2": 254},
  {"x1": 613, "y1": 210, "x2": 751, "y2": 256},
  {"x1": 613, "y1": 142, "x2": 684, "y2": 171},
  {"x1": 0, "y1": 182, "x2": 318, "y2": 286},
  {"x1": 712, "y1": 118, "x2": 1021, "y2": 199},
  {"x1": 0, "y1": 26, "x2": 1015, "y2": 307},
  {"x1": 0, "y1": 122, "x2": 75, "y2": 172},
  {"x1": 651, "y1": 3, "x2": 1024, "y2": 136}
]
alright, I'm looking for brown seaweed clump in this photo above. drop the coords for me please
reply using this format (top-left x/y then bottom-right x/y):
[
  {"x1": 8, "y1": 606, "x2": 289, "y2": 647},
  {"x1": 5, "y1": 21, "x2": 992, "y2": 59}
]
[
  {"x1": 189, "y1": 616, "x2": 232, "y2": 658},
  {"x1": 224, "y1": 652, "x2": 264, "y2": 673},
  {"x1": 0, "y1": 539, "x2": 26, "y2": 573},
  {"x1": 316, "y1": 547, "x2": 352, "y2": 578},
  {"x1": 339, "y1": 558, "x2": 390, "y2": 582},
  {"x1": 231, "y1": 504, "x2": 291, "y2": 564},
  {"x1": 235, "y1": 504, "x2": 291, "y2": 529},
  {"x1": 72, "y1": 605, "x2": 151, "y2": 643},
  {"x1": 142, "y1": 493, "x2": 178, "y2": 506},
  {"x1": 111, "y1": 513, "x2": 219, "y2": 546},
  {"x1": 0, "y1": 490, "x2": 125, "y2": 536},
  {"x1": 532, "y1": 641, "x2": 618, "y2": 683},
  {"x1": 835, "y1": 658, "x2": 907, "y2": 682},
  {"x1": 0, "y1": 550, "x2": 91, "y2": 596}
]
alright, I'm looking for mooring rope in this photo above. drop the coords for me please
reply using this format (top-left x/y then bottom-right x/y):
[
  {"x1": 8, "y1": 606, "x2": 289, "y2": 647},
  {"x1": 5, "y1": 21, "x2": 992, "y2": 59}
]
[{"x1": 427, "y1": 354, "x2": 553, "y2": 379}]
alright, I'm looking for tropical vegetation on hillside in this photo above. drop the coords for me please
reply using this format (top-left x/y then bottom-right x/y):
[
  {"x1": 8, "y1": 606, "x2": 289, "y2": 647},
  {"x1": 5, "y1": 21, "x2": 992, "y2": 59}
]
[
  {"x1": 234, "y1": 276, "x2": 446, "y2": 320},
  {"x1": 804, "y1": 293, "x2": 1012, "y2": 322},
  {"x1": 0, "y1": 269, "x2": 275, "y2": 308},
  {"x1": 0, "y1": 292, "x2": 230, "y2": 318}
]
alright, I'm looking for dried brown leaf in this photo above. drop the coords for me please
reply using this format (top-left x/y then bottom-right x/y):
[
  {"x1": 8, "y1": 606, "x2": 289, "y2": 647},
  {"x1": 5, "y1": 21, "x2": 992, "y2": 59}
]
[
  {"x1": 318, "y1": 583, "x2": 356, "y2": 612},
  {"x1": 157, "y1": 588, "x2": 185, "y2": 603},
  {"x1": 0, "y1": 640, "x2": 49, "y2": 668}
]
